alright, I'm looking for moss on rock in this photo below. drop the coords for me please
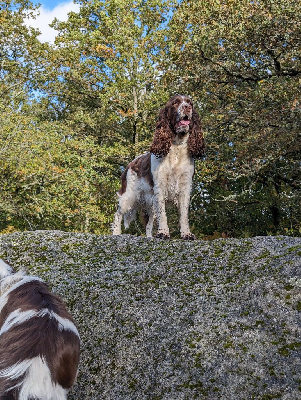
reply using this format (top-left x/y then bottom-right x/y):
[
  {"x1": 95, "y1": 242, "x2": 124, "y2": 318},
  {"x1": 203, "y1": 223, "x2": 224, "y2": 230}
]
[{"x1": 0, "y1": 231, "x2": 300, "y2": 399}]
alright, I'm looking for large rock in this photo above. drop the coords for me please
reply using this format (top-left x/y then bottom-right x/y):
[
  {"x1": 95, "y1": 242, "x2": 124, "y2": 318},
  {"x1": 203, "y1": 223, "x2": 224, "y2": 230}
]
[{"x1": 0, "y1": 231, "x2": 300, "y2": 399}]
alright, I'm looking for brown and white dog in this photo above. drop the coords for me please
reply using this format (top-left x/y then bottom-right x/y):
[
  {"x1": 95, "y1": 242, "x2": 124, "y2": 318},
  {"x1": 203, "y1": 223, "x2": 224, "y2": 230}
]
[
  {"x1": 112, "y1": 94, "x2": 205, "y2": 239},
  {"x1": 0, "y1": 259, "x2": 80, "y2": 399}
]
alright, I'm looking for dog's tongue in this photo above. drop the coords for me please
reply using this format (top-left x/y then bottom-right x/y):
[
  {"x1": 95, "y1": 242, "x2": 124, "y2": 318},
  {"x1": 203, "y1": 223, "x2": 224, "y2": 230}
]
[{"x1": 177, "y1": 120, "x2": 190, "y2": 126}]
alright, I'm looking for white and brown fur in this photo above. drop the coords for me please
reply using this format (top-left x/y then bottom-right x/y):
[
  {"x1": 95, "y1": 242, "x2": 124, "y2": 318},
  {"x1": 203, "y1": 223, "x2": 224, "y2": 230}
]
[
  {"x1": 112, "y1": 94, "x2": 205, "y2": 239},
  {"x1": 0, "y1": 259, "x2": 80, "y2": 400}
]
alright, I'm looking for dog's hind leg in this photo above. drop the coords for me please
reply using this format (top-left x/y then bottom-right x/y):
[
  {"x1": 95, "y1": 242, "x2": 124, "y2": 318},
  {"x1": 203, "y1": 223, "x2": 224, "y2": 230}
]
[
  {"x1": 145, "y1": 211, "x2": 154, "y2": 238},
  {"x1": 112, "y1": 191, "x2": 138, "y2": 235},
  {"x1": 112, "y1": 206, "x2": 123, "y2": 235}
]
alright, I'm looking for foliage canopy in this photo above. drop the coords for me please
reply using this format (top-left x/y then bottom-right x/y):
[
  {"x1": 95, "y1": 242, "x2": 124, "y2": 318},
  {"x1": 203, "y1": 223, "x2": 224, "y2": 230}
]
[{"x1": 0, "y1": 0, "x2": 300, "y2": 237}]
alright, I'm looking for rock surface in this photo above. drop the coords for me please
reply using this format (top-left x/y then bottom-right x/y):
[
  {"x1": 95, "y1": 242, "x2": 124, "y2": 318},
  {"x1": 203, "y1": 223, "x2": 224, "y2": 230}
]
[{"x1": 0, "y1": 231, "x2": 300, "y2": 399}]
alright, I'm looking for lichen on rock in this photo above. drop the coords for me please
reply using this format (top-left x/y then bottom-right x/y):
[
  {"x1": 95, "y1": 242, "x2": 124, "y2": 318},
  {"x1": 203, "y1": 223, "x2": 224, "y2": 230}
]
[{"x1": 0, "y1": 231, "x2": 300, "y2": 399}]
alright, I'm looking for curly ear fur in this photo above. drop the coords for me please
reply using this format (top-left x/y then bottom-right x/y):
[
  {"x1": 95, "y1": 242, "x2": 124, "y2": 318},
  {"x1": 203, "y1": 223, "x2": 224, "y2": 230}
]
[
  {"x1": 188, "y1": 109, "x2": 205, "y2": 159},
  {"x1": 149, "y1": 106, "x2": 173, "y2": 157}
]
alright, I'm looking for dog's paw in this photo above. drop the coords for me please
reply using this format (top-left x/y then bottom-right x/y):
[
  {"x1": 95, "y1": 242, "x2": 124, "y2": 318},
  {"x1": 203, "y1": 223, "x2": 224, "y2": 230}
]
[
  {"x1": 181, "y1": 233, "x2": 196, "y2": 240},
  {"x1": 155, "y1": 233, "x2": 170, "y2": 240}
]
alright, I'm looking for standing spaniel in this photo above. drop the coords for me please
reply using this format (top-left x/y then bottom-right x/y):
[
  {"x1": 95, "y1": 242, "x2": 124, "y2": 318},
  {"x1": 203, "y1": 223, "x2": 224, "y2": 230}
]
[
  {"x1": 0, "y1": 259, "x2": 80, "y2": 399},
  {"x1": 112, "y1": 94, "x2": 205, "y2": 239}
]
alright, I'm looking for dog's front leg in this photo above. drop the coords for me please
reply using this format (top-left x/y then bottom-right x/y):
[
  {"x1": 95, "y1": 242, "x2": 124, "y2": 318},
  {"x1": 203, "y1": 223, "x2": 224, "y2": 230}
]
[
  {"x1": 178, "y1": 185, "x2": 195, "y2": 240},
  {"x1": 153, "y1": 189, "x2": 170, "y2": 239}
]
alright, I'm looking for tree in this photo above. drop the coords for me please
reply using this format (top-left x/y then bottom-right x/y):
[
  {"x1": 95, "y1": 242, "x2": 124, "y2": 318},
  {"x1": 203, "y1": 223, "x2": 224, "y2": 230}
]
[
  {"x1": 1, "y1": 0, "x2": 300, "y2": 237},
  {"x1": 27, "y1": 0, "x2": 176, "y2": 234},
  {"x1": 41, "y1": 0, "x2": 173, "y2": 152},
  {"x1": 0, "y1": 106, "x2": 118, "y2": 232},
  {"x1": 164, "y1": 0, "x2": 301, "y2": 236},
  {"x1": 0, "y1": 0, "x2": 175, "y2": 234},
  {"x1": 0, "y1": 0, "x2": 114, "y2": 233}
]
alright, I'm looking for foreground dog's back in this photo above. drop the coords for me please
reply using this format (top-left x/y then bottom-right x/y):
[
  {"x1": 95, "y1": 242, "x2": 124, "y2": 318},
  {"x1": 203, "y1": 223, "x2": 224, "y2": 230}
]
[{"x1": 0, "y1": 259, "x2": 80, "y2": 399}]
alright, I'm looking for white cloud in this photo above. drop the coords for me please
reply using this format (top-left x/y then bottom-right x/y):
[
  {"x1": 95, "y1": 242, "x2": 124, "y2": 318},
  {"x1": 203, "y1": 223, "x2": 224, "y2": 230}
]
[{"x1": 26, "y1": 1, "x2": 80, "y2": 43}]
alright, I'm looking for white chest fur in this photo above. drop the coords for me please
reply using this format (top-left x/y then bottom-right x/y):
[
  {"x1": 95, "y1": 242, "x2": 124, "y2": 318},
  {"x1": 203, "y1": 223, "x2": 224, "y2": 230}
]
[{"x1": 151, "y1": 143, "x2": 194, "y2": 204}]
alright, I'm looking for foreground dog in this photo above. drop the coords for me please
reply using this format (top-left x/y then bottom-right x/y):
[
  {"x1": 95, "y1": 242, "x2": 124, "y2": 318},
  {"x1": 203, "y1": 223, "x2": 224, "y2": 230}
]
[
  {"x1": 112, "y1": 94, "x2": 205, "y2": 239},
  {"x1": 0, "y1": 259, "x2": 80, "y2": 399}
]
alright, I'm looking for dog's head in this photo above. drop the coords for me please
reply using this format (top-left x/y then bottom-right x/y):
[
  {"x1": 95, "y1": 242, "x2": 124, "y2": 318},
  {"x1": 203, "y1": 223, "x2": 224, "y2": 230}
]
[{"x1": 150, "y1": 94, "x2": 205, "y2": 158}]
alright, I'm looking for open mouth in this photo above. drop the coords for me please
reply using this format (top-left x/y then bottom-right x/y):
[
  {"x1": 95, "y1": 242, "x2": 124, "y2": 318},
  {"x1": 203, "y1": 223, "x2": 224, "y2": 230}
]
[{"x1": 176, "y1": 116, "x2": 191, "y2": 127}]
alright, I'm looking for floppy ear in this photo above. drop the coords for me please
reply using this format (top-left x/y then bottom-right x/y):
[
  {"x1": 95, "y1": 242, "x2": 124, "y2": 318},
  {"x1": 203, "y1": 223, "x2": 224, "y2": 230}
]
[
  {"x1": 188, "y1": 109, "x2": 205, "y2": 159},
  {"x1": 150, "y1": 106, "x2": 173, "y2": 157}
]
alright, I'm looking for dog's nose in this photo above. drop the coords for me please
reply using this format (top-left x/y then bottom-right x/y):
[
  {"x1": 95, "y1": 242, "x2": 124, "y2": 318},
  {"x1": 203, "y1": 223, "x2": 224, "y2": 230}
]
[{"x1": 184, "y1": 104, "x2": 192, "y2": 112}]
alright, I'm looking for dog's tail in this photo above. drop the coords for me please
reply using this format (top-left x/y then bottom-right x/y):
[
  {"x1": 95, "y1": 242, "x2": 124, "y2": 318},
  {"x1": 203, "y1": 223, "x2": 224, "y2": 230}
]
[
  {"x1": 123, "y1": 209, "x2": 137, "y2": 229},
  {"x1": 123, "y1": 209, "x2": 152, "y2": 232}
]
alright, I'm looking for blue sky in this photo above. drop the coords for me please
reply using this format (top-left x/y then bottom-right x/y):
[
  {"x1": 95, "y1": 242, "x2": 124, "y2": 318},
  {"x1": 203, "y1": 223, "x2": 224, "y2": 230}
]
[
  {"x1": 27, "y1": 1, "x2": 80, "y2": 42},
  {"x1": 39, "y1": 0, "x2": 63, "y2": 7}
]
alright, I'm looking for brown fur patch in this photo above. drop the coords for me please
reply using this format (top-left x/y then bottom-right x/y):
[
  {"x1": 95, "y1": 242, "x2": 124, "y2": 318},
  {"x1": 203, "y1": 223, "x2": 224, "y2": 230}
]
[
  {"x1": 0, "y1": 279, "x2": 80, "y2": 397},
  {"x1": 119, "y1": 152, "x2": 153, "y2": 195}
]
